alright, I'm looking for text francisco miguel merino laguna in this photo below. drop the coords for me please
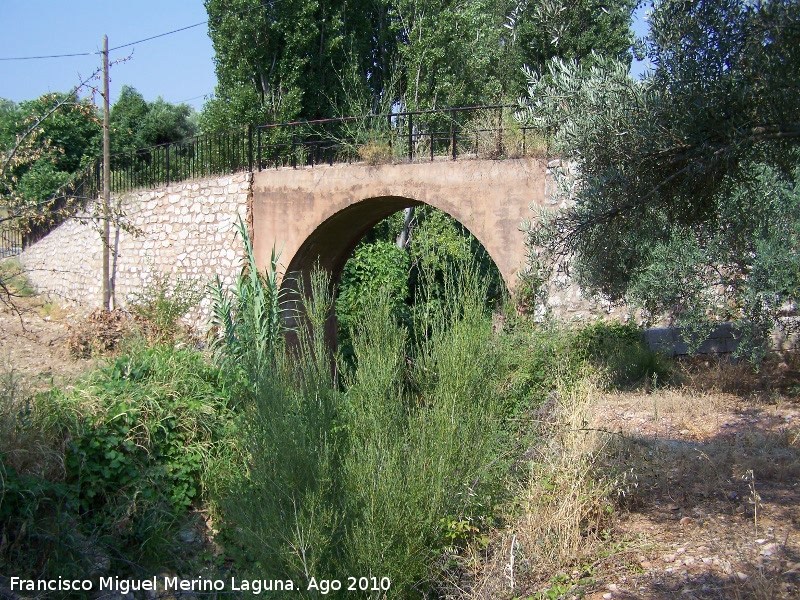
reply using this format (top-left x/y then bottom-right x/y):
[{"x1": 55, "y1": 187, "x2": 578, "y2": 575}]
[{"x1": 11, "y1": 576, "x2": 298, "y2": 595}]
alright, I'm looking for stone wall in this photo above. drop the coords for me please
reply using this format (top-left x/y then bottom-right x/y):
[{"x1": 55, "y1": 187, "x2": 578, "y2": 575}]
[
  {"x1": 538, "y1": 159, "x2": 634, "y2": 323},
  {"x1": 19, "y1": 172, "x2": 252, "y2": 325}
]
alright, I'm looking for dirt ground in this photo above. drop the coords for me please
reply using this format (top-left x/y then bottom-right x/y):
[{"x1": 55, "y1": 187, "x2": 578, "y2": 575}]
[
  {"x1": 0, "y1": 296, "x2": 94, "y2": 390},
  {"x1": 2, "y1": 296, "x2": 799, "y2": 599},
  {"x1": 582, "y1": 361, "x2": 800, "y2": 600}
]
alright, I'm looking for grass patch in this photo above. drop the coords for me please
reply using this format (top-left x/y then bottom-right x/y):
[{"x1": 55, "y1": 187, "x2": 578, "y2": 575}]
[
  {"x1": 0, "y1": 342, "x2": 236, "y2": 581},
  {"x1": 0, "y1": 258, "x2": 36, "y2": 298}
]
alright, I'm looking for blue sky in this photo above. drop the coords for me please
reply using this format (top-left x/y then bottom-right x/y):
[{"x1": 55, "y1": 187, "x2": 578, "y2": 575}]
[
  {"x1": 0, "y1": 1, "x2": 651, "y2": 114},
  {"x1": 0, "y1": 0, "x2": 216, "y2": 111}
]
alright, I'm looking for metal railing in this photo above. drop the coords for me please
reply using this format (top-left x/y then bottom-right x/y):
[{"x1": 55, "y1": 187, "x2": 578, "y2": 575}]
[
  {"x1": 3, "y1": 105, "x2": 544, "y2": 249},
  {"x1": 0, "y1": 223, "x2": 23, "y2": 258},
  {"x1": 108, "y1": 127, "x2": 251, "y2": 193},
  {"x1": 254, "y1": 104, "x2": 541, "y2": 170}
]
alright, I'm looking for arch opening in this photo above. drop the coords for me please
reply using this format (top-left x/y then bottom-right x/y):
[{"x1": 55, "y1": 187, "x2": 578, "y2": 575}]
[{"x1": 279, "y1": 196, "x2": 507, "y2": 351}]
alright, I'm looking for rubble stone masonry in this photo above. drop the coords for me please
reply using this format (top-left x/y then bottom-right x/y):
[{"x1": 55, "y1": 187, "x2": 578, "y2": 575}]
[{"x1": 18, "y1": 172, "x2": 251, "y2": 325}]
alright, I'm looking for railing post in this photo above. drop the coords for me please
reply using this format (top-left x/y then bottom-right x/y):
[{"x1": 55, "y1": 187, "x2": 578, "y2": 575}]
[
  {"x1": 257, "y1": 127, "x2": 262, "y2": 171},
  {"x1": 430, "y1": 130, "x2": 434, "y2": 161},
  {"x1": 451, "y1": 122, "x2": 457, "y2": 160},
  {"x1": 407, "y1": 113, "x2": 413, "y2": 161},
  {"x1": 291, "y1": 133, "x2": 297, "y2": 169},
  {"x1": 248, "y1": 125, "x2": 253, "y2": 172},
  {"x1": 165, "y1": 143, "x2": 171, "y2": 187},
  {"x1": 496, "y1": 107, "x2": 503, "y2": 157},
  {"x1": 327, "y1": 121, "x2": 334, "y2": 166},
  {"x1": 387, "y1": 114, "x2": 393, "y2": 154}
]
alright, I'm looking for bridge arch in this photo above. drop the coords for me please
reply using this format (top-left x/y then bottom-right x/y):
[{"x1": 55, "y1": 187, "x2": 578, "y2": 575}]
[
  {"x1": 282, "y1": 196, "x2": 508, "y2": 296},
  {"x1": 251, "y1": 157, "x2": 546, "y2": 297}
]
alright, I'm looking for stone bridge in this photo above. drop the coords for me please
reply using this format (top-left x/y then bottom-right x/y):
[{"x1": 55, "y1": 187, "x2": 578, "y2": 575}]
[
  {"x1": 252, "y1": 157, "x2": 544, "y2": 294},
  {"x1": 18, "y1": 157, "x2": 588, "y2": 326}
]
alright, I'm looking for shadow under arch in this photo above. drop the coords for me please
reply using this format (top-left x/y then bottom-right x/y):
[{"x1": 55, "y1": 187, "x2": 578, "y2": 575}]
[
  {"x1": 283, "y1": 196, "x2": 423, "y2": 289},
  {"x1": 279, "y1": 195, "x2": 508, "y2": 346}
]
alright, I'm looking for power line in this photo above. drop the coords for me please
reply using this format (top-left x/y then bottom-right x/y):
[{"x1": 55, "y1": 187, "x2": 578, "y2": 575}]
[
  {"x1": 109, "y1": 22, "x2": 206, "y2": 52},
  {"x1": 0, "y1": 1, "x2": 277, "y2": 62},
  {"x1": 0, "y1": 51, "x2": 98, "y2": 61},
  {"x1": 172, "y1": 93, "x2": 214, "y2": 104},
  {"x1": 0, "y1": 21, "x2": 207, "y2": 62}
]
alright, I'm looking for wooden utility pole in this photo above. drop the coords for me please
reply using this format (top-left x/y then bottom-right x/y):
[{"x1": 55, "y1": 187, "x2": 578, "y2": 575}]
[{"x1": 102, "y1": 35, "x2": 111, "y2": 310}]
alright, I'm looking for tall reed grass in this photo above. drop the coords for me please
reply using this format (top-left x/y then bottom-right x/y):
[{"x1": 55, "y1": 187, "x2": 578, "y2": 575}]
[{"x1": 210, "y1": 229, "x2": 508, "y2": 597}]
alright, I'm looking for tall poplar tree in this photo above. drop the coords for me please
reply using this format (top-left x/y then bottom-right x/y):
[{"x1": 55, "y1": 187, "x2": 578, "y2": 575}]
[{"x1": 202, "y1": 0, "x2": 637, "y2": 127}]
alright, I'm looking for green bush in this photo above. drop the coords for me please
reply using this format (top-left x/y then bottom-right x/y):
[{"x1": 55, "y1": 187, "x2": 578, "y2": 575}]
[
  {"x1": 128, "y1": 269, "x2": 204, "y2": 344},
  {"x1": 1, "y1": 344, "x2": 236, "y2": 579},
  {"x1": 497, "y1": 320, "x2": 671, "y2": 423},
  {"x1": 574, "y1": 321, "x2": 670, "y2": 387},
  {"x1": 211, "y1": 229, "x2": 508, "y2": 597}
]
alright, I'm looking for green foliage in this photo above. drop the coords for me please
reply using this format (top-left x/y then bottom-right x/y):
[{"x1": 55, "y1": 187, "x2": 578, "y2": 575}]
[
  {"x1": 505, "y1": 0, "x2": 636, "y2": 77},
  {"x1": 338, "y1": 270, "x2": 506, "y2": 595},
  {"x1": 210, "y1": 231, "x2": 343, "y2": 579},
  {"x1": 202, "y1": 0, "x2": 341, "y2": 130},
  {"x1": 498, "y1": 319, "x2": 668, "y2": 420},
  {"x1": 211, "y1": 228, "x2": 508, "y2": 597},
  {"x1": 520, "y1": 0, "x2": 800, "y2": 362},
  {"x1": 0, "y1": 92, "x2": 100, "y2": 227},
  {"x1": 1, "y1": 345, "x2": 235, "y2": 578},
  {"x1": 128, "y1": 268, "x2": 204, "y2": 344},
  {"x1": 574, "y1": 321, "x2": 670, "y2": 386},
  {"x1": 202, "y1": 0, "x2": 637, "y2": 128},
  {"x1": 110, "y1": 86, "x2": 198, "y2": 154},
  {"x1": 336, "y1": 207, "x2": 506, "y2": 362},
  {"x1": 337, "y1": 238, "x2": 411, "y2": 360},
  {"x1": 210, "y1": 217, "x2": 286, "y2": 381},
  {"x1": 0, "y1": 258, "x2": 36, "y2": 297}
]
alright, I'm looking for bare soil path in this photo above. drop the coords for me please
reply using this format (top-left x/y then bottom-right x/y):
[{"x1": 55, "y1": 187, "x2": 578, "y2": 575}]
[
  {"x1": 0, "y1": 296, "x2": 93, "y2": 390},
  {"x1": 585, "y1": 362, "x2": 800, "y2": 599}
]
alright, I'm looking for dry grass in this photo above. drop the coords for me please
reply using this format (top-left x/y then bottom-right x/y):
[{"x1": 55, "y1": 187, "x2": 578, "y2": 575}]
[
  {"x1": 467, "y1": 374, "x2": 628, "y2": 598},
  {"x1": 462, "y1": 356, "x2": 800, "y2": 599},
  {"x1": 357, "y1": 139, "x2": 394, "y2": 165}
]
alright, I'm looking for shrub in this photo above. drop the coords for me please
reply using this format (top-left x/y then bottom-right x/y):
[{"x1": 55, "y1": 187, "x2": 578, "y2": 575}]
[
  {"x1": 210, "y1": 229, "x2": 508, "y2": 597},
  {"x1": 128, "y1": 269, "x2": 204, "y2": 344},
  {"x1": 1, "y1": 344, "x2": 236, "y2": 579},
  {"x1": 574, "y1": 321, "x2": 671, "y2": 387},
  {"x1": 497, "y1": 320, "x2": 670, "y2": 424},
  {"x1": 0, "y1": 258, "x2": 36, "y2": 298},
  {"x1": 357, "y1": 139, "x2": 393, "y2": 165}
]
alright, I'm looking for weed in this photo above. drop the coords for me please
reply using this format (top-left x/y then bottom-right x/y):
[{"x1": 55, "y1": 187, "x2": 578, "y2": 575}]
[
  {"x1": 0, "y1": 258, "x2": 36, "y2": 298},
  {"x1": 128, "y1": 268, "x2": 204, "y2": 344},
  {"x1": 357, "y1": 139, "x2": 394, "y2": 165},
  {"x1": 1, "y1": 344, "x2": 236, "y2": 580}
]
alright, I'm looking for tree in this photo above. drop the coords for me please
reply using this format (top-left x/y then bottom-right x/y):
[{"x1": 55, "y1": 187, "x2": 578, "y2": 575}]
[
  {"x1": 110, "y1": 86, "x2": 197, "y2": 154},
  {"x1": 0, "y1": 92, "x2": 101, "y2": 231},
  {"x1": 0, "y1": 90, "x2": 103, "y2": 314},
  {"x1": 202, "y1": 0, "x2": 360, "y2": 130},
  {"x1": 202, "y1": 0, "x2": 637, "y2": 128},
  {"x1": 505, "y1": 0, "x2": 637, "y2": 78},
  {"x1": 519, "y1": 0, "x2": 800, "y2": 360}
]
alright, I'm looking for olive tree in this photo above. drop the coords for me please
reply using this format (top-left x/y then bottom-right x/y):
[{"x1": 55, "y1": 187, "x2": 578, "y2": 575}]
[{"x1": 519, "y1": 0, "x2": 800, "y2": 361}]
